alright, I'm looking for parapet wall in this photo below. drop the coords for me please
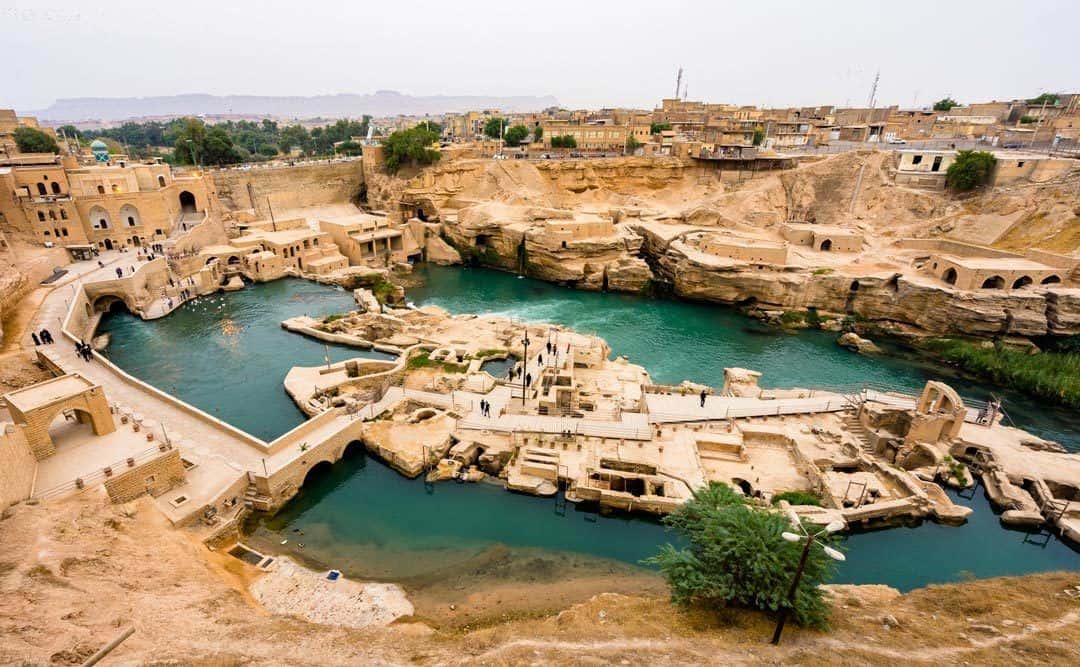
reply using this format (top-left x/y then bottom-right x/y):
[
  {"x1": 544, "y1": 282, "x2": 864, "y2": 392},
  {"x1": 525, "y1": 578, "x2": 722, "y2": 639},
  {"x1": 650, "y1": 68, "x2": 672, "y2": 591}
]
[
  {"x1": 104, "y1": 448, "x2": 186, "y2": 504},
  {"x1": 211, "y1": 161, "x2": 364, "y2": 216},
  {"x1": 893, "y1": 238, "x2": 1021, "y2": 259}
]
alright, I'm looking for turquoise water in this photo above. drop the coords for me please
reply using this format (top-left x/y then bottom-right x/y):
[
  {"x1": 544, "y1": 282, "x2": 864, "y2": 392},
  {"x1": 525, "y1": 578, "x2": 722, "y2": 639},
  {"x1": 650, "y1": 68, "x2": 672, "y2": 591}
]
[{"x1": 98, "y1": 271, "x2": 1078, "y2": 593}]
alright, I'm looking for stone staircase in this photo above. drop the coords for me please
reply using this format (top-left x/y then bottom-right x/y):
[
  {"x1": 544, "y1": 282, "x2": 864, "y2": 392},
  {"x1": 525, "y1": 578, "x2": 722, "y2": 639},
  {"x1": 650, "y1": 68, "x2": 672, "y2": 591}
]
[
  {"x1": 840, "y1": 412, "x2": 875, "y2": 454},
  {"x1": 243, "y1": 482, "x2": 273, "y2": 511}
]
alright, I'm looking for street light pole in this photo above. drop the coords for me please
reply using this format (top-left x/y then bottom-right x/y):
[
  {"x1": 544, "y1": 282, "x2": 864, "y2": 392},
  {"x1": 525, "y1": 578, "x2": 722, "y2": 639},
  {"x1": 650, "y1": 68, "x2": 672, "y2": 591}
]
[
  {"x1": 771, "y1": 532, "x2": 815, "y2": 645},
  {"x1": 771, "y1": 515, "x2": 846, "y2": 646}
]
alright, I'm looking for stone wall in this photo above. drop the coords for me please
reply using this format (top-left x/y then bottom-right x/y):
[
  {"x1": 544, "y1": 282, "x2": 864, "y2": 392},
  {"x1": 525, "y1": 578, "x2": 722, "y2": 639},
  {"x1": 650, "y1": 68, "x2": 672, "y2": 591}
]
[
  {"x1": 211, "y1": 162, "x2": 364, "y2": 216},
  {"x1": 0, "y1": 423, "x2": 36, "y2": 508},
  {"x1": 103, "y1": 448, "x2": 186, "y2": 504}
]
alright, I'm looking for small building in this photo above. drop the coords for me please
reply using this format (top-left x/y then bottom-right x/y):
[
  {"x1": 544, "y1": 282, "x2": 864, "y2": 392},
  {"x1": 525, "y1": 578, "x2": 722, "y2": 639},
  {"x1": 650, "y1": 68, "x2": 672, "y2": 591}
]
[
  {"x1": 695, "y1": 232, "x2": 789, "y2": 265},
  {"x1": 780, "y1": 223, "x2": 863, "y2": 252},
  {"x1": 895, "y1": 150, "x2": 956, "y2": 189},
  {"x1": 928, "y1": 255, "x2": 1065, "y2": 290},
  {"x1": 319, "y1": 214, "x2": 423, "y2": 267}
]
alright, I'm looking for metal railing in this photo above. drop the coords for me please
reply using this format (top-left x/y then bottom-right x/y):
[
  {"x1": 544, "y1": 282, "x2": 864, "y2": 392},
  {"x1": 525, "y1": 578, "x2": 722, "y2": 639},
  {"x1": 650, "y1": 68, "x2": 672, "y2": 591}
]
[{"x1": 34, "y1": 443, "x2": 175, "y2": 502}]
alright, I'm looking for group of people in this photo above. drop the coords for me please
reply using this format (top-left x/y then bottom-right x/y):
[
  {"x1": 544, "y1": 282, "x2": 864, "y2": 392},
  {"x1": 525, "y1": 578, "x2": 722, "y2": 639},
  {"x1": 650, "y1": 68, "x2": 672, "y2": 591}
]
[
  {"x1": 478, "y1": 399, "x2": 493, "y2": 417},
  {"x1": 75, "y1": 340, "x2": 93, "y2": 362},
  {"x1": 31, "y1": 328, "x2": 54, "y2": 345},
  {"x1": 506, "y1": 365, "x2": 532, "y2": 388}
]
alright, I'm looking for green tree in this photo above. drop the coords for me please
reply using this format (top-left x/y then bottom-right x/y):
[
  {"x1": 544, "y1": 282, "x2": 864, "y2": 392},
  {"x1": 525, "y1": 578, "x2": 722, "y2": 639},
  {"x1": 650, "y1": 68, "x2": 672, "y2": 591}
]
[
  {"x1": 946, "y1": 150, "x2": 996, "y2": 192},
  {"x1": 13, "y1": 127, "x2": 59, "y2": 154},
  {"x1": 257, "y1": 144, "x2": 279, "y2": 157},
  {"x1": 417, "y1": 120, "x2": 442, "y2": 135},
  {"x1": 483, "y1": 117, "x2": 506, "y2": 139},
  {"x1": 625, "y1": 135, "x2": 642, "y2": 154},
  {"x1": 933, "y1": 97, "x2": 959, "y2": 111},
  {"x1": 646, "y1": 482, "x2": 837, "y2": 629},
  {"x1": 752, "y1": 128, "x2": 765, "y2": 146},
  {"x1": 382, "y1": 125, "x2": 441, "y2": 173},
  {"x1": 533, "y1": 125, "x2": 543, "y2": 141},
  {"x1": 1028, "y1": 93, "x2": 1059, "y2": 106},
  {"x1": 650, "y1": 122, "x2": 672, "y2": 134},
  {"x1": 336, "y1": 140, "x2": 363, "y2": 156},
  {"x1": 504, "y1": 124, "x2": 529, "y2": 147},
  {"x1": 1019, "y1": 115, "x2": 1036, "y2": 124},
  {"x1": 551, "y1": 134, "x2": 576, "y2": 149}
]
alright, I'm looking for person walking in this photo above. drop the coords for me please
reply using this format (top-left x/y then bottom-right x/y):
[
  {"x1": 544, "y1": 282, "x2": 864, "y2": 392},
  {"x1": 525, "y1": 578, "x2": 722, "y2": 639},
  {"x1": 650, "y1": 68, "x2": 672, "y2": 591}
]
[
  {"x1": 700, "y1": 390, "x2": 707, "y2": 408},
  {"x1": 31, "y1": 332, "x2": 40, "y2": 346},
  {"x1": 525, "y1": 372, "x2": 532, "y2": 387},
  {"x1": 537, "y1": 353, "x2": 543, "y2": 367},
  {"x1": 115, "y1": 267, "x2": 123, "y2": 279},
  {"x1": 40, "y1": 328, "x2": 53, "y2": 344}
]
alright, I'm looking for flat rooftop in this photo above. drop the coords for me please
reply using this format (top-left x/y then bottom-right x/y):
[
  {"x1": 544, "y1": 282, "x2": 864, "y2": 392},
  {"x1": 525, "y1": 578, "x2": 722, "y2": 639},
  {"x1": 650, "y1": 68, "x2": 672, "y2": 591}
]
[
  {"x1": 4, "y1": 374, "x2": 96, "y2": 412},
  {"x1": 939, "y1": 254, "x2": 1057, "y2": 271}
]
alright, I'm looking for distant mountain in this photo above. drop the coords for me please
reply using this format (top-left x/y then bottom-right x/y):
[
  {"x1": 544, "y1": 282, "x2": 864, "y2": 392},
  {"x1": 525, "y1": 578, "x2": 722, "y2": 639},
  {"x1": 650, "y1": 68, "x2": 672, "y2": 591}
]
[{"x1": 32, "y1": 90, "x2": 561, "y2": 123}]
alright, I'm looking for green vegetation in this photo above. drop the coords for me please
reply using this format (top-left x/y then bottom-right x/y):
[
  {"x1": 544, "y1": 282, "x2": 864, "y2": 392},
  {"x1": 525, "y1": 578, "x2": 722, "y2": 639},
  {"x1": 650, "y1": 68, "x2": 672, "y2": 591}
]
[
  {"x1": 335, "y1": 140, "x2": 363, "y2": 156},
  {"x1": 533, "y1": 126, "x2": 543, "y2": 141},
  {"x1": 323, "y1": 313, "x2": 344, "y2": 323},
  {"x1": 504, "y1": 124, "x2": 529, "y2": 147},
  {"x1": 946, "y1": 150, "x2": 996, "y2": 192},
  {"x1": 1028, "y1": 93, "x2": 1059, "y2": 106},
  {"x1": 550, "y1": 134, "x2": 577, "y2": 149},
  {"x1": 811, "y1": 268, "x2": 834, "y2": 275},
  {"x1": 13, "y1": 127, "x2": 59, "y2": 154},
  {"x1": 73, "y1": 115, "x2": 370, "y2": 163},
  {"x1": 382, "y1": 125, "x2": 441, "y2": 174},
  {"x1": 625, "y1": 135, "x2": 642, "y2": 153},
  {"x1": 646, "y1": 482, "x2": 837, "y2": 629},
  {"x1": 943, "y1": 455, "x2": 968, "y2": 486},
  {"x1": 650, "y1": 122, "x2": 672, "y2": 134},
  {"x1": 406, "y1": 351, "x2": 467, "y2": 373},
  {"x1": 370, "y1": 277, "x2": 395, "y2": 303},
  {"x1": 1019, "y1": 115, "x2": 1037, "y2": 124},
  {"x1": 772, "y1": 491, "x2": 823, "y2": 507},
  {"x1": 483, "y1": 117, "x2": 506, "y2": 139},
  {"x1": 924, "y1": 338, "x2": 1080, "y2": 407},
  {"x1": 780, "y1": 310, "x2": 807, "y2": 326},
  {"x1": 752, "y1": 127, "x2": 765, "y2": 146},
  {"x1": 933, "y1": 97, "x2": 959, "y2": 111},
  {"x1": 475, "y1": 348, "x2": 508, "y2": 358}
]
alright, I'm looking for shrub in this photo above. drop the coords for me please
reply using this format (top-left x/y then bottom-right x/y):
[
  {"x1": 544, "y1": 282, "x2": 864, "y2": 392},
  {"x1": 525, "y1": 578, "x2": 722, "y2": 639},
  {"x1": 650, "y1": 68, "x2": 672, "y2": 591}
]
[
  {"x1": 646, "y1": 482, "x2": 837, "y2": 629},
  {"x1": 772, "y1": 490, "x2": 822, "y2": 507},
  {"x1": 383, "y1": 126, "x2": 441, "y2": 173},
  {"x1": 14, "y1": 127, "x2": 59, "y2": 154},
  {"x1": 946, "y1": 150, "x2": 996, "y2": 192},
  {"x1": 933, "y1": 97, "x2": 959, "y2": 111}
]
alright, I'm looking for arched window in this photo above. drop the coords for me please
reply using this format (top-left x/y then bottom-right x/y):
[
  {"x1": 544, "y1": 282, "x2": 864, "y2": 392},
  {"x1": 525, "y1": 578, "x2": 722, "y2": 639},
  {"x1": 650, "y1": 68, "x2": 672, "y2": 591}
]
[
  {"x1": 980, "y1": 275, "x2": 1005, "y2": 289},
  {"x1": 1011, "y1": 276, "x2": 1033, "y2": 289},
  {"x1": 60, "y1": 209, "x2": 68, "y2": 220},
  {"x1": 37, "y1": 211, "x2": 46, "y2": 222},
  {"x1": 157, "y1": 175, "x2": 166, "y2": 187},
  {"x1": 61, "y1": 228, "x2": 69, "y2": 237},
  {"x1": 942, "y1": 268, "x2": 958, "y2": 285},
  {"x1": 111, "y1": 184, "x2": 120, "y2": 193},
  {"x1": 819, "y1": 239, "x2": 833, "y2": 251},
  {"x1": 48, "y1": 210, "x2": 56, "y2": 220},
  {"x1": 97, "y1": 185, "x2": 105, "y2": 194},
  {"x1": 50, "y1": 182, "x2": 61, "y2": 194},
  {"x1": 89, "y1": 205, "x2": 111, "y2": 230},
  {"x1": 1041, "y1": 275, "x2": 1062, "y2": 285},
  {"x1": 36, "y1": 183, "x2": 47, "y2": 196}
]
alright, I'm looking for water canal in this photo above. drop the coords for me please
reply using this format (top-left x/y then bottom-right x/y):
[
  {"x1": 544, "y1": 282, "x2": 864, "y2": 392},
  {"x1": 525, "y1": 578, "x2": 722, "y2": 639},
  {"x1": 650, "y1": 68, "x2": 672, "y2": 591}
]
[{"x1": 98, "y1": 267, "x2": 1078, "y2": 599}]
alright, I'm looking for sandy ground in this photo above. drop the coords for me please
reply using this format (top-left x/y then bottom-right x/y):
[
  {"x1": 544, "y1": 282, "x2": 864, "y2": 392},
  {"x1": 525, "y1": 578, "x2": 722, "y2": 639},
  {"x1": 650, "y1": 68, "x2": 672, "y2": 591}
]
[{"x1": 1, "y1": 493, "x2": 1078, "y2": 666}]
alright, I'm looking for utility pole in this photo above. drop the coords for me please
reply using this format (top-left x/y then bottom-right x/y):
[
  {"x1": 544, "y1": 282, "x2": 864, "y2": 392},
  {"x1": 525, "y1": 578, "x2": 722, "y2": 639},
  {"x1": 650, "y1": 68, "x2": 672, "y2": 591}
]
[
  {"x1": 267, "y1": 196, "x2": 277, "y2": 231},
  {"x1": 867, "y1": 70, "x2": 880, "y2": 109},
  {"x1": 771, "y1": 532, "x2": 815, "y2": 645},
  {"x1": 674, "y1": 67, "x2": 683, "y2": 99},
  {"x1": 521, "y1": 330, "x2": 530, "y2": 406}
]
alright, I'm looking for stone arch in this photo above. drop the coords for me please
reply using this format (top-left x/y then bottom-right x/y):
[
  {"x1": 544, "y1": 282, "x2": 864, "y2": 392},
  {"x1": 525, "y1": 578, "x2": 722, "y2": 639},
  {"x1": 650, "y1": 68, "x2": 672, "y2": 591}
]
[
  {"x1": 4, "y1": 377, "x2": 116, "y2": 459},
  {"x1": 179, "y1": 190, "x2": 197, "y2": 213},
  {"x1": 818, "y1": 239, "x2": 833, "y2": 251},
  {"x1": 120, "y1": 203, "x2": 141, "y2": 228},
  {"x1": 915, "y1": 380, "x2": 965, "y2": 441},
  {"x1": 942, "y1": 267, "x2": 958, "y2": 285},
  {"x1": 89, "y1": 205, "x2": 111, "y2": 230},
  {"x1": 1011, "y1": 275, "x2": 1033, "y2": 289},
  {"x1": 227, "y1": 255, "x2": 241, "y2": 265},
  {"x1": 897, "y1": 442, "x2": 942, "y2": 470},
  {"x1": 849, "y1": 280, "x2": 860, "y2": 292},
  {"x1": 980, "y1": 275, "x2": 1005, "y2": 289},
  {"x1": 302, "y1": 459, "x2": 335, "y2": 485},
  {"x1": 92, "y1": 293, "x2": 133, "y2": 314},
  {"x1": 732, "y1": 478, "x2": 754, "y2": 496},
  {"x1": 1041, "y1": 275, "x2": 1061, "y2": 285}
]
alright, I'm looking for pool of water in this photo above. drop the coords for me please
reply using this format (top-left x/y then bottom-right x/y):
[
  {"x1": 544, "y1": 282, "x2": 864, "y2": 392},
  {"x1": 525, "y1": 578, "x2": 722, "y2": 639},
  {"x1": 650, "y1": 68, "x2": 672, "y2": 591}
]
[{"x1": 98, "y1": 271, "x2": 1078, "y2": 593}]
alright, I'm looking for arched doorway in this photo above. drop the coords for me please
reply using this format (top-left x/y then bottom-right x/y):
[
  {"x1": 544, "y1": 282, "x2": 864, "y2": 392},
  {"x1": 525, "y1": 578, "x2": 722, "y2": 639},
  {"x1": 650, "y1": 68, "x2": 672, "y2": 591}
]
[
  {"x1": 981, "y1": 275, "x2": 1005, "y2": 289},
  {"x1": 1041, "y1": 275, "x2": 1062, "y2": 285},
  {"x1": 131, "y1": 235, "x2": 141, "y2": 247},
  {"x1": 732, "y1": 478, "x2": 754, "y2": 496},
  {"x1": 103, "y1": 238, "x2": 113, "y2": 251},
  {"x1": 179, "y1": 191, "x2": 197, "y2": 213},
  {"x1": 819, "y1": 239, "x2": 832, "y2": 251},
  {"x1": 943, "y1": 267, "x2": 958, "y2": 285},
  {"x1": 48, "y1": 408, "x2": 96, "y2": 449},
  {"x1": 1012, "y1": 276, "x2": 1033, "y2": 289},
  {"x1": 227, "y1": 255, "x2": 241, "y2": 265}
]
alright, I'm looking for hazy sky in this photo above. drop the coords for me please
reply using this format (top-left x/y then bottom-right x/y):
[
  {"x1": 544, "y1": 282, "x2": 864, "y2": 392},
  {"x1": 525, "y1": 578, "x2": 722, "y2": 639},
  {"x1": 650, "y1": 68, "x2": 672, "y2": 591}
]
[{"x1": 4, "y1": 0, "x2": 1076, "y2": 113}]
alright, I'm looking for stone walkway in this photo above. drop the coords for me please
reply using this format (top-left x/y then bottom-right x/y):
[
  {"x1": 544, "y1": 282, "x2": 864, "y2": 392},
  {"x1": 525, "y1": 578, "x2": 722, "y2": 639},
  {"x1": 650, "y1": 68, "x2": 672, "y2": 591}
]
[{"x1": 643, "y1": 392, "x2": 851, "y2": 423}]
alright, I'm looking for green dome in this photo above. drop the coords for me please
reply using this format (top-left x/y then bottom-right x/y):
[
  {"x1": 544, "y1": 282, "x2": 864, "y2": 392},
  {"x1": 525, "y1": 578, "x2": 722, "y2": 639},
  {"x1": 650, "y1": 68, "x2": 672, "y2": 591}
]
[{"x1": 90, "y1": 139, "x2": 108, "y2": 150}]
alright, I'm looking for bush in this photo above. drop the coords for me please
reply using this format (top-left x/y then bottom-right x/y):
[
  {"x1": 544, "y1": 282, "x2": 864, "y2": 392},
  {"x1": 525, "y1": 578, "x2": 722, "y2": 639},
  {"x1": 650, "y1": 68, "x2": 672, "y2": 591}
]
[
  {"x1": 550, "y1": 134, "x2": 577, "y2": 149},
  {"x1": 504, "y1": 125, "x2": 529, "y2": 147},
  {"x1": 646, "y1": 482, "x2": 837, "y2": 629},
  {"x1": 752, "y1": 128, "x2": 765, "y2": 146},
  {"x1": 650, "y1": 122, "x2": 672, "y2": 135},
  {"x1": 946, "y1": 150, "x2": 996, "y2": 191},
  {"x1": 772, "y1": 491, "x2": 822, "y2": 507},
  {"x1": 14, "y1": 127, "x2": 59, "y2": 154},
  {"x1": 383, "y1": 126, "x2": 440, "y2": 173},
  {"x1": 924, "y1": 338, "x2": 1080, "y2": 407},
  {"x1": 933, "y1": 97, "x2": 959, "y2": 111}
]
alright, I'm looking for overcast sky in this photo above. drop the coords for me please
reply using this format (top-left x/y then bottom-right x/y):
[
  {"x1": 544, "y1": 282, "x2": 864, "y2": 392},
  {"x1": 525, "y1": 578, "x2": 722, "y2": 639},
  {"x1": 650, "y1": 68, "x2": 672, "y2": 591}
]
[{"x1": 4, "y1": 0, "x2": 1076, "y2": 113}]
